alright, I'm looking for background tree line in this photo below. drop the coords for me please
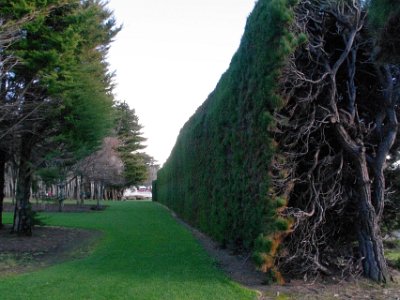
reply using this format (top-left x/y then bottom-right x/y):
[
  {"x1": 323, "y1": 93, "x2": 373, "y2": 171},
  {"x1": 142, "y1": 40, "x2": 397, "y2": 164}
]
[
  {"x1": 153, "y1": 0, "x2": 400, "y2": 283},
  {"x1": 0, "y1": 0, "x2": 153, "y2": 235}
]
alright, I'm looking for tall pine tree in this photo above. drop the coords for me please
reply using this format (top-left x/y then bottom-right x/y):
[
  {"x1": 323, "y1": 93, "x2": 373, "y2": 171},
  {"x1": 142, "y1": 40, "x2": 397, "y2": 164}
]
[
  {"x1": 114, "y1": 102, "x2": 148, "y2": 187},
  {"x1": 0, "y1": 0, "x2": 120, "y2": 234}
]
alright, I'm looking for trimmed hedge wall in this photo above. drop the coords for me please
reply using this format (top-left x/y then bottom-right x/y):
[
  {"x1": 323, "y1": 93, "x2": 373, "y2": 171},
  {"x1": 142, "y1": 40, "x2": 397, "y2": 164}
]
[{"x1": 154, "y1": 0, "x2": 299, "y2": 254}]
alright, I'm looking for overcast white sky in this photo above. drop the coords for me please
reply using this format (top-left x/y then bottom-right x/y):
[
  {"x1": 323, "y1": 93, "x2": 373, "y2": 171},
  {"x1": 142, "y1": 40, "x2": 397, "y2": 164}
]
[{"x1": 106, "y1": 0, "x2": 256, "y2": 165}]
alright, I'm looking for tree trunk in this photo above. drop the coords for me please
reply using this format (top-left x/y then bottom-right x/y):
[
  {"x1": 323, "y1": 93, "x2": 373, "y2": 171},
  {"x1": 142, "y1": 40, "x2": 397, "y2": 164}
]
[
  {"x1": 357, "y1": 199, "x2": 388, "y2": 282},
  {"x1": 90, "y1": 181, "x2": 95, "y2": 200},
  {"x1": 0, "y1": 151, "x2": 6, "y2": 229},
  {"x1": 75, "y1": 176, "x2": 79, "y2": 205},
  {"x1": 353, "y1": 147, "x2": 388, "y2": 282},
  {"x1": 80, "y1": 176, "x2": 85, "y2": 206},
  {"x1": 12, "y1": 136, "x2": 34, "y2": 236},
  {"x1": 11, "y1": 161, "x2": 17, "y2": 205},
  {"x1": 96, "y1": 183, "x2": 101, "y2": 208},
  {"x1": 333, "y1": 121, "x2": 389, "y2": 282},
  {"x1": 58, "y1": 184, "x2": 63, "y2": 212}
]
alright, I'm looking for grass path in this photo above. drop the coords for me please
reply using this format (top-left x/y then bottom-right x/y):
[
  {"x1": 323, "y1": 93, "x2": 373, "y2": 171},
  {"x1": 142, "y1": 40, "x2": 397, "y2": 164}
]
[{"x1": 0, "y1": 201, "x2": 255, "y2": 300}]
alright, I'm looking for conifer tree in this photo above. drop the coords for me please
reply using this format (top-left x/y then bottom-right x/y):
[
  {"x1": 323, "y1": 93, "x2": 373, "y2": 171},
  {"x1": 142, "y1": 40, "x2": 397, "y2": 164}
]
[
  {"x1": 114, "y1": 102, "x2": 148, "y2": 187},
  {"x1": 0, "y1": 0, "x2": 120, "y2": 234},
  {"x1": 0, "y1": 0, "x2": 48, "y2": 228}
]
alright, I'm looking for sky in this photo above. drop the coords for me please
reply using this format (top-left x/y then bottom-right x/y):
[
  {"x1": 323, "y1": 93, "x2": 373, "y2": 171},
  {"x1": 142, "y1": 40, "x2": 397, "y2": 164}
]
[{"x1": 106, "y1": 0, "x2": 256, "y2": 166}]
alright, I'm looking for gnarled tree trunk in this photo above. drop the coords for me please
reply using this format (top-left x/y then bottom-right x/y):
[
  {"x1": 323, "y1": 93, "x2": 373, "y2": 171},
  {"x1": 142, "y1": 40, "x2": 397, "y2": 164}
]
[
  {"x1": 334, "y1": 120, "x2": 389, "y2": 282},
  {"x1": 12, "y1": 135, "x2": 34, "y2": 236},
  {"x1": 273, "y1": 0, "x2": 397, "y2": 282}
]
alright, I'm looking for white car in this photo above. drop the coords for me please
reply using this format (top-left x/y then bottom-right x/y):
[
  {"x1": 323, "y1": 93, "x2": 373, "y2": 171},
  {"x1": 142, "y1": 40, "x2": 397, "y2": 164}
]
[{"x1": 123, "y1": 186, "x2": 152, "y2": 200}]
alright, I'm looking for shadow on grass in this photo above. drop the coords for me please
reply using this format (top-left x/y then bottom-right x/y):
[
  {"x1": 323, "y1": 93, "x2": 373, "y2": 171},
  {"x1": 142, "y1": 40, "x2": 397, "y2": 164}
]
[{"x1": 0, "y1": 202, "x2": 255, "y2": 300}]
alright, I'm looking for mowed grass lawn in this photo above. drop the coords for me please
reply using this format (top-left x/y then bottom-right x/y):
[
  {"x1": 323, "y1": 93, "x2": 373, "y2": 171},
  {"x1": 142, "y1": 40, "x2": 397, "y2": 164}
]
[{"x1": 0, "y1": 201, "x2": 255, "y2": 300}]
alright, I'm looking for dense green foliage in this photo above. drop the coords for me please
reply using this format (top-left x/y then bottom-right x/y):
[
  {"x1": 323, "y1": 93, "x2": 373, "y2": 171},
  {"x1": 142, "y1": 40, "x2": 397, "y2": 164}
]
[
  {"x1": 14, "y1": 0, "x2": 117, "y2": 157},
  {"x1": 0, "y1": 202, "x2": 255, "y2": 300},
  {"x1": 0, "y1": 0, "x2": 118, "y2": 163},
  {"x1": 368, "y1": 0, "x2": 400, "y2": 29},
  {"x1": 0, "y1": 0, "x2": 120, "y2": 234},
  {"x1": 155, "y1": 0, "x2": 299, "y2": 254},
  {"x1": 0, "y1": 0, "x2": 120, "y2": 160},
  {"x1": 368, "y1": 0, "x2": 400, "y2": 63}
]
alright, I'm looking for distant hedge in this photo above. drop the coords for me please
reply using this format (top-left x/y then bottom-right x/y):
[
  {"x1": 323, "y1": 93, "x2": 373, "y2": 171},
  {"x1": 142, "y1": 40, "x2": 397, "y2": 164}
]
[{"x1": 154, "y1": 0, "x2": 298, "y2": 260}]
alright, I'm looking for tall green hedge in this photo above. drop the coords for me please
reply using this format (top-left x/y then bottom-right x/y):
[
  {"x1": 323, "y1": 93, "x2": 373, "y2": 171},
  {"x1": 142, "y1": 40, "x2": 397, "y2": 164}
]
[{"x1": 155, "y1": 0, "x2": 299, "y2": 254}]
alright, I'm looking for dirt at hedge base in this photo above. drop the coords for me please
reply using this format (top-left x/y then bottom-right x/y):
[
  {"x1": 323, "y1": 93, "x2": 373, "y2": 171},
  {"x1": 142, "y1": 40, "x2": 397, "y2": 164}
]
[
  {"x1": 196, "y1": 228, "x2": 400, "y2": 300},
  {"x1": 0, "y1": 224, "x2": 102, "y2": 277},
  {"x1": 162, "y1": 204, "x2": 400, "y2": 300}
]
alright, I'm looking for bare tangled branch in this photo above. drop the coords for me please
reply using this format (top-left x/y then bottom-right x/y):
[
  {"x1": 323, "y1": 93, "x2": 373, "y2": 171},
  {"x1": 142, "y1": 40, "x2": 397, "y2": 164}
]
[{"x1": 271, "y1": 0, "x2": 399, "y2": 281}]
